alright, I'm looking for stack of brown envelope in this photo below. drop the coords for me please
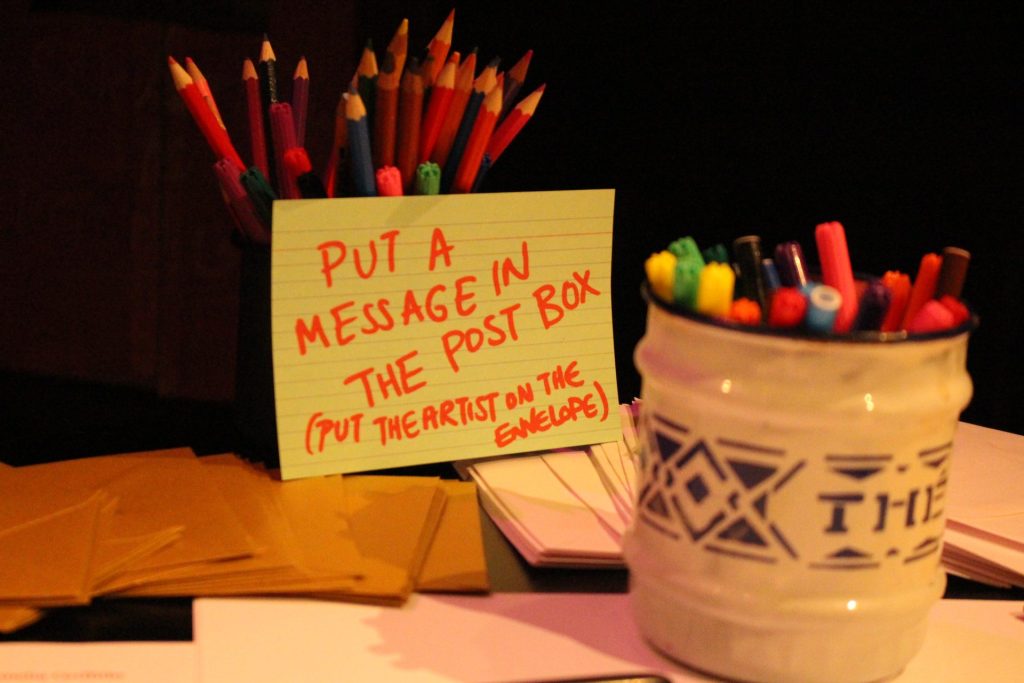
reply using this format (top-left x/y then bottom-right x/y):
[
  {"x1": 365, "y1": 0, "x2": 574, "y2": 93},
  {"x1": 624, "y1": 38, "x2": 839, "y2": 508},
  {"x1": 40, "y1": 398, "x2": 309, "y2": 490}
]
[{"x1": 0, "y1": 449, "x2": 489, "y2": 633}]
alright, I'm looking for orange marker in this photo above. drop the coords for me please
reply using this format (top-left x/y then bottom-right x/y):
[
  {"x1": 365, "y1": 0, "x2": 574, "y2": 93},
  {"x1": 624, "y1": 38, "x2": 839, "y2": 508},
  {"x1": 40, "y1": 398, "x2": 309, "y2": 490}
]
[
  {"x1": 900, "y1": 253, "x2": 942, "y2": 330},
  {"x1": 879, "y1": 271, "x2": 911, "y2": 332}
]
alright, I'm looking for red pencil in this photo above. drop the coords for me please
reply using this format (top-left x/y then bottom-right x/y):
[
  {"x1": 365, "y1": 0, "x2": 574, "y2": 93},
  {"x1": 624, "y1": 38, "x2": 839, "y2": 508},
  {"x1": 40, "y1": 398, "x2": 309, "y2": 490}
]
[
  {"x1": 168, "y1": 56, "x2": 245, "y2": 170},
  {"x1": 184, "y1": 56, "x2": 225, "y2": 128},
  {"x1": 423, "y1": 9, "x2": 454, "y2": 87},
  {"x1": 418, "y1": 53, "x2": 458, "y2": 164},
  {"x1": 452, "y1": 84, "x2": 502, "y2": 193},
  {"x1": 500, "y1": 49, "x2": 533, "y2": 121},
  {"x1": 486, "y1": 83, "x2": 544, "y2": 163},
  {"x1": 396, "y1": 59, "x2": 424, "y2": 192},
  {"x1": 373, "y1": 18, "x2": 409, "y2": 169},
  {"x1": 432, "y1": 50, "x2": 477, "y2": 169},
  {"x1": 242, "y1": 59, "x2": 268, "y2": 178}
]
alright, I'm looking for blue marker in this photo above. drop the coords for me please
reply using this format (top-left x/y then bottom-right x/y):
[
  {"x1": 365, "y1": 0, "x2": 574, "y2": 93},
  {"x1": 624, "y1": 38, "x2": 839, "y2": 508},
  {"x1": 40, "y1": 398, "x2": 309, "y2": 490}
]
[
  {"x1": 805, "y1": 284, "x2": 842, "y2": 334},
  {"x1": 760, "y1": 258, "x2": 781, "y2": 293}
]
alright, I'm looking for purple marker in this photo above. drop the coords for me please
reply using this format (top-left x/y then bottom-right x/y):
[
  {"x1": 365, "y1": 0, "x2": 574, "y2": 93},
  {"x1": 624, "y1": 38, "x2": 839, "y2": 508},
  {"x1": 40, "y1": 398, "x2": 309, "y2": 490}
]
[{"x1": 774, "y1": 241, "x2": 809, "y2": 288}]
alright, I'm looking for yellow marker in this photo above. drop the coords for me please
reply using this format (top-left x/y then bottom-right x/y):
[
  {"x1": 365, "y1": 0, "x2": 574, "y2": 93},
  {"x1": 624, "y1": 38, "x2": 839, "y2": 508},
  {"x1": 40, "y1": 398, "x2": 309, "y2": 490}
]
[
  {"x1": 696, "y1": 262, "x2": 735, "y2": 317},
  {"x1": 645, "y1": 251, "x2": 678, "y2": 304}
]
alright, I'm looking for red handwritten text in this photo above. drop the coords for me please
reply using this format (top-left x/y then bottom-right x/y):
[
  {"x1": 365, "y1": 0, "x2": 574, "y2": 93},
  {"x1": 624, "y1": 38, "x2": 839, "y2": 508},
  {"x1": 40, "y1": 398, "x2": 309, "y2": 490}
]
[{"x1": 532, "y1": 269, "x2": 600, "y2": 329}]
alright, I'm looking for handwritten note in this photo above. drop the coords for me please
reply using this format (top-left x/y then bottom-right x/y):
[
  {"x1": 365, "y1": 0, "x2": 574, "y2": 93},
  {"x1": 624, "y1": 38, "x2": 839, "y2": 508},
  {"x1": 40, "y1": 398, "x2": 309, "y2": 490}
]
[{"x1": 271, "y1": 189, "x2": 619, "y2": 480}]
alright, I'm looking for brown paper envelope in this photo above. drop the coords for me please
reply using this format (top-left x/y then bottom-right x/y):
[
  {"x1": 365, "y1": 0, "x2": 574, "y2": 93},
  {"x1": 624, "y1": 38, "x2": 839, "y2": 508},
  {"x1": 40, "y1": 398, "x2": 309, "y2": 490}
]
[
  {"x1": 0, "y1": 605, "x2": 43, "y2": 633},
  {"x1": 91, "y1": 456, "x2": 258, "y2": 591},
  {"x1": 416, "y1": 480, "x2": 491, "y2": 593},
  {"x1": 339, "y1": 476, "x2": 447, "y2": 601},
  {"x1": 0, "y1": 492, "x2": 103, "y2": 606},
  {"x1": 273, "y1": 474, "x2": 366, "y2": 576},
  {"x1": 111, "y1": 454, "x2": 296, "y2": 595}
]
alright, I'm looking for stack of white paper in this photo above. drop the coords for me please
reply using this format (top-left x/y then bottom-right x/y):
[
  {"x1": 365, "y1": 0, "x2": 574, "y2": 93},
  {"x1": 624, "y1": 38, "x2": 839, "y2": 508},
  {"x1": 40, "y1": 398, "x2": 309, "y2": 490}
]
[
  {"x1": 465, "y1": 411, "x2": 1024, "y2": 589},
  {"x1": 458, "y1": 404, "x2": 639, "y2": 567},
  {"x1": 944, "y1": 422, "x2": 1024, "y2": 588}
]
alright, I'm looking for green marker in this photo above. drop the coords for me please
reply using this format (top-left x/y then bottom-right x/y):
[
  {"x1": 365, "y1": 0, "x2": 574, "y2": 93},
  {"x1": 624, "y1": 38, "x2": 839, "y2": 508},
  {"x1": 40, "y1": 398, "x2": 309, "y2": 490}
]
[
  {"x1": 414, "y1": 162, "x2": 441, "y2": 195},
  {"x1": 240, "y1": 166, "x2": 277, "y2": 228}
]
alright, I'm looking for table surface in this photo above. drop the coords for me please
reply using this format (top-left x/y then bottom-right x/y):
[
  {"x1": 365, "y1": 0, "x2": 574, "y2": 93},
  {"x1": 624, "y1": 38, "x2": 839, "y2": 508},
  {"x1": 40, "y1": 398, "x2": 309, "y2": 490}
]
[{"x1": 1, "y1": 371, "x2": 1021, "y2": 642}]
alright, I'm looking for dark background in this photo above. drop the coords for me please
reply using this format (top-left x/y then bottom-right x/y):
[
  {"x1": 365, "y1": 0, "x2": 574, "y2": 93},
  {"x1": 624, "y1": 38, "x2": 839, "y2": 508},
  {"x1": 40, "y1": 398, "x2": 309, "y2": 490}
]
[{"x1": 1, "y1": 1, "x2": 1020, "y2": 440}]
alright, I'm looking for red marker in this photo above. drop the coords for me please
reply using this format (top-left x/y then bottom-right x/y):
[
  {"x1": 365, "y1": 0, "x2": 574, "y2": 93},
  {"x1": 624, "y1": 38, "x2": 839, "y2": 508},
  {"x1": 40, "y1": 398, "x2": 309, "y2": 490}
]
[
  {"x1": 768, "y1": 287, "x2": 807, "y2": 328},
  {"x1": 815, "y1": 221, "x2": 858, "y2": 333}
]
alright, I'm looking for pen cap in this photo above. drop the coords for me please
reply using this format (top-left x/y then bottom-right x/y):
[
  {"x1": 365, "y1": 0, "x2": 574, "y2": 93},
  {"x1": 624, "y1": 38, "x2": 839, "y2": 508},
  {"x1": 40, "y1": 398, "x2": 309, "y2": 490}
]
[
  {"x1": 935, "y1": 246, "x2": 970, "y2": 299},
  {"x1": 732, "y1": 235, "x2": 767, "y2": 312}
]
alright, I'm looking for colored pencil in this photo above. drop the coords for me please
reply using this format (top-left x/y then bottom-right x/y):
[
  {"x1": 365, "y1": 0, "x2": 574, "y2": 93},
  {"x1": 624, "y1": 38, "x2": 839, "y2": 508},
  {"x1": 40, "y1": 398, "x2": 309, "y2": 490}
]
[
  {"x1": 452, "y1": 84, "x2": 502, "y2": 193},
  {"x1": 486, "y1": 83, "x2": 544, "y2": 163},
  {"x1": 419, "y1": 53, "x2": 458, "y2": 164},
  {"x1": 184, "y1": 56, "x2": 225, "y2": 127},
  {"x1": 432, "y1": 50, "x2": 477, "y2": 169},
  {"x1": 353, "y1": 40, "x2": 378, "y2": 128},
  {"x1": 323, "y1": 90, "x2": 349, "y2": 198},
  {"x1": 441, "y1": 57, "x2": 499, "y2": 193},
  {"x1": 423, "y1": 9, "x2": 455, "y2": 87},
  {"x1": 372, "y1": 18, "x2": 409, "y2": 169},
  {"x1": 346, "y1": 89, "x2": 376, "y2": 196},
  {"x1": 242, "y1": 59, "x2": 269, "y2": 178},
  {"x1": 396, "y1": 58, "x2": 425, "y2": 192},
  {"x1": 257, "y1": 36, "x2": 279, "y2": 190},
  {"x1": 292, "y1": 57, "x2": 309, "y2": 148},
  {"x1": 500, "y1": 49, "x2": 533, "y2": 121},
  {"x1": 168, "y1": 57, "x2": 245, "y2": 170}
]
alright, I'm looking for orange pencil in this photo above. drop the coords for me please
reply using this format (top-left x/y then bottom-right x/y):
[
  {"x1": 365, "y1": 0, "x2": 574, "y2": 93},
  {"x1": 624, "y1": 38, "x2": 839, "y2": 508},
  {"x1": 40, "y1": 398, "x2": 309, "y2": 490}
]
[
  {"x1": 500, "y1": 49, "x2": 533, "y2": 121},
  {"x1": 168, "y1": 57, "x2": 245, "y2": 170},
  {"x1": 432, "y1": 50, "x2": 477, "y2": 168},
  {"x1": 352, "y1": 40, "x2": 378, "y2": 126},
  {"x1": 184, "y1": 56, "x2": 225, "y2": 127},
  {"x1": 242, "y1": 59, "x2": 269, "y2": 178},
  {"x1": 373, "y1": 18, "x2": 409, "y2": 169},
  {"x1": 452, "y1": 84, "x2": 502, "y2": 193},
  {"x1": 396, "y1": 58, "x2": 425, "y2": 192},
  {"x1": 486, "y1": 83, "x2": 544, "y2": 163},
  {"x1": 423, "y1": 9, "x2": 454, "y2": 86},
  {"x1": 418, "y1": 53, "x2": 458, "y2": 164},
  {"x1": 900, "y1": 253, "x2": 942, "y2": 330}
]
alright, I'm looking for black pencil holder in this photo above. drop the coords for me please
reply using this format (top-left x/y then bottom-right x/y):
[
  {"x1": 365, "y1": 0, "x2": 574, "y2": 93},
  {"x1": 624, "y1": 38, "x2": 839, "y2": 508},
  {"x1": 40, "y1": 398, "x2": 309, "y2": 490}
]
[{"x1": 233, "y1": 244, "x2": 280, "y2": 468}]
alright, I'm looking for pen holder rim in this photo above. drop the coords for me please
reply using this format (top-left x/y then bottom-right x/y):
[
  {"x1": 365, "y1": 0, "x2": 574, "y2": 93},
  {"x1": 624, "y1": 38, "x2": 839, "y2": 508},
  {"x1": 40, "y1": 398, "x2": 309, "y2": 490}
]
[{"x1": 640, "y1": 281, "x2": 978, "y2": 344}]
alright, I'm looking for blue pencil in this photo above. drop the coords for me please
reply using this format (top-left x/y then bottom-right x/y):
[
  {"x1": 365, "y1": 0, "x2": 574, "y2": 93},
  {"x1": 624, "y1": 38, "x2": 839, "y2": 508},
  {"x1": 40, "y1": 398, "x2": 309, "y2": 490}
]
[
  {"x1": 440, "y1": 57, "x2": 499, "y2": 193},
  {"x1": 346, "y1": 89, "x2": 376, "y2": 196}
]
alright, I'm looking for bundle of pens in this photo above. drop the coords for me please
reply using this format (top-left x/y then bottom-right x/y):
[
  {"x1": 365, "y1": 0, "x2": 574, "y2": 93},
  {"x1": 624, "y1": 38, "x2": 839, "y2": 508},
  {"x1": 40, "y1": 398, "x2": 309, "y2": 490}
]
[
  {"x1": 644, "y1": 221, "x2": 972, "y2": 337},
  {"x1": 167, "y1": 10, "x2": 544, "y2": 246}
]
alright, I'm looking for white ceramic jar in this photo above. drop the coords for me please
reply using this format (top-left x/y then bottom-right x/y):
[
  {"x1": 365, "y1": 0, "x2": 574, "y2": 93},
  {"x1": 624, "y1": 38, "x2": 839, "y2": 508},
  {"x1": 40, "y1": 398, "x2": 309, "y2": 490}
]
[{"x1": 626, "y1": 294, "x2": 974, "y2": 683}]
